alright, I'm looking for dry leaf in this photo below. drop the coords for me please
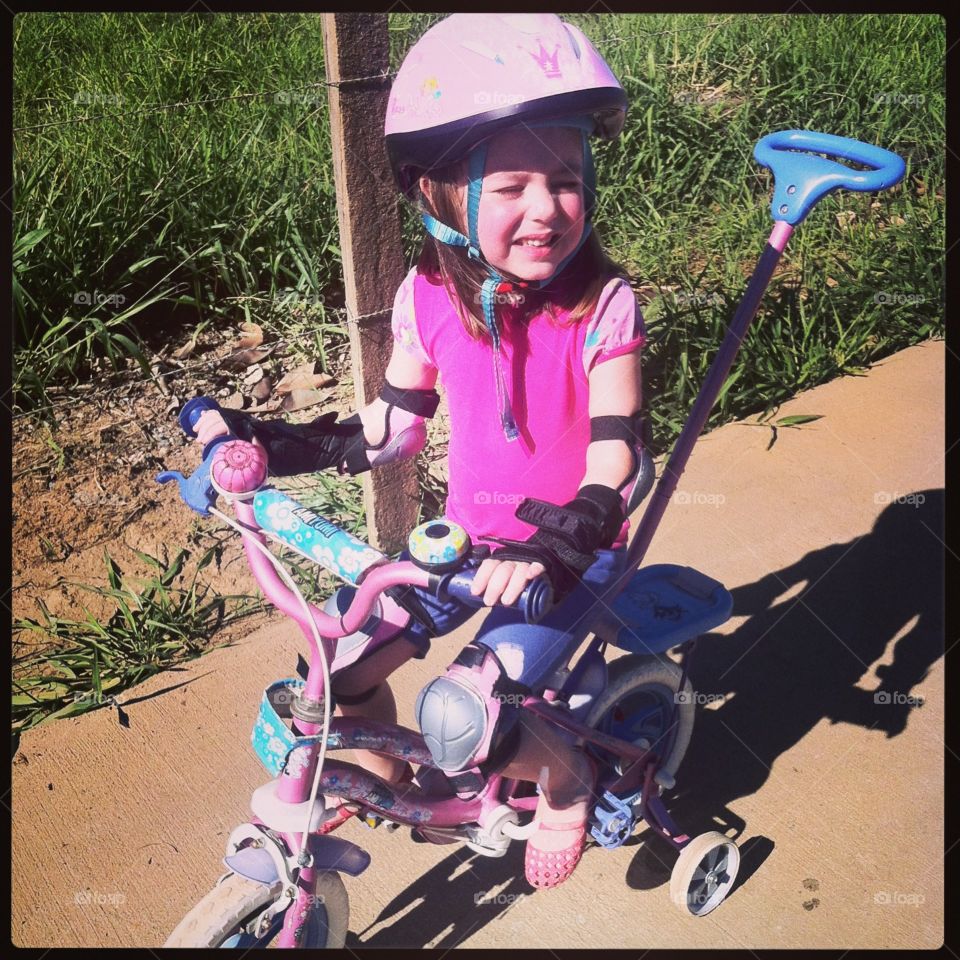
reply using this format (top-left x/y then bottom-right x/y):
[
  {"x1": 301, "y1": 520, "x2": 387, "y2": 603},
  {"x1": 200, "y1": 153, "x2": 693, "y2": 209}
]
[
  {"x1": 221, "y1": 345, "x2": 275, "y2": 371},
  {"x1": 281, "y1": 388, "x2": 327, "y2": 412},
  {"x1": 172, "y1": 336, "x2": 198, "y2": 360},
  {"x1": 243, "y1": 365, "x2": 265, "y2": 386},
  {"x1": 274, "y1": 362, "x2": 335, "y2": 394},
  {"x1": 221, "y1": 392, "x2": 246, "y2": 410},
  {"x1": 235, "y1": 321, "x2": 263, "y2": 349},
  {"x1": 246, "y1": 397, "x2": 284, "y2": 414}
]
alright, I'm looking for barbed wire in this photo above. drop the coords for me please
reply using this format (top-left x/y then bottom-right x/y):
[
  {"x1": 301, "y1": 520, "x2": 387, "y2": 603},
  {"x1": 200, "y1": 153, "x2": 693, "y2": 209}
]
[
  {"x1": 11, "y1": 301, "x2": 393, "y2": 423},
  {"x1": 13, "y1": 73, "x2": 392, "y2": 133},
  {"x1": 13, "y1": 17, "x2": 746, "y2": 134}
]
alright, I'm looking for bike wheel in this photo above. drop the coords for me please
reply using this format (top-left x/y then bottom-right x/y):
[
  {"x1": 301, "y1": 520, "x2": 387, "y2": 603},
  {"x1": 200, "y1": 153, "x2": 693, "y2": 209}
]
[
  {"x1": 584, "y1": 654, "x2": 695, "y2": 778},
  {"x1": 164, "y1": 871, "x2": 349, "y2": 948}
]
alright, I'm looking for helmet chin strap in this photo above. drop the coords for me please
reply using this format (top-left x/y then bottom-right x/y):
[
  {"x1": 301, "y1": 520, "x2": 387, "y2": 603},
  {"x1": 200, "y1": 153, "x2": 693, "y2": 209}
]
[{"x1": 421, "y1": 119, "x2": 597, "y2": 443}]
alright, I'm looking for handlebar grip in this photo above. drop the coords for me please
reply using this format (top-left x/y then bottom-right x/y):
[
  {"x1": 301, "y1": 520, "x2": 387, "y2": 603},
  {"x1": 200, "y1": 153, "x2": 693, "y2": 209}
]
[
  {"x1": 179, "y1": 396, "x2": 223, "y2": 438},
  {"x1": 438, "y1": 570, "x2": 554, "y2": 625}
]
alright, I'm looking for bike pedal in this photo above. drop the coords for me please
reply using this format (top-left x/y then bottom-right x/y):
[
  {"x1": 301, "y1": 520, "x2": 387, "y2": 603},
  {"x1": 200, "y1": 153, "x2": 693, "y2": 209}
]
[
  {"x1": 590, "y1": 789, "x2": 639, "y2": 850},
  {"x1": 363, "y1": 813, "x2": 384, "y2": 829}
]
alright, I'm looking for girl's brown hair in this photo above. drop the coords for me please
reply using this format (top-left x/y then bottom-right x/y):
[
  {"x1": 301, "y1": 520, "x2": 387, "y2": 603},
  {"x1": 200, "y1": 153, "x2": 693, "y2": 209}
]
[{"x1": 415, "y1": 160, "x2": 628, "y2": 340}]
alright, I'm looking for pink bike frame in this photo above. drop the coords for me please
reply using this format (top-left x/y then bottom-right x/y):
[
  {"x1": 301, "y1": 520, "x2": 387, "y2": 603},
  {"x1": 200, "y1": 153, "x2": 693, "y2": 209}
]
[{"x1": 227, "y1": 496, "x2": 666, "y2": 947}]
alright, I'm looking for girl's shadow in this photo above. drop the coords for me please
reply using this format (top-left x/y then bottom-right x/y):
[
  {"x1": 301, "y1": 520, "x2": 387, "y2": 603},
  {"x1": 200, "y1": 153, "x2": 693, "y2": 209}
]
[
  {"x1": 664, "y1": 488, "x2": 943, "y2": 832},
  {"x1": 348, "y1": 840, "x2": 529, "y2": 948}
]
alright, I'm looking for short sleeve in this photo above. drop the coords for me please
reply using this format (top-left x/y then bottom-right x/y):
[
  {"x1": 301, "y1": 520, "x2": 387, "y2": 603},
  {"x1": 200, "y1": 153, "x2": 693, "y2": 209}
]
[
  {"x1": 582, "y1": 277, "x2": 647, "y2": 376},
  {"x1": 390, "y1": 267, "x2": 435, "y2": 368}
]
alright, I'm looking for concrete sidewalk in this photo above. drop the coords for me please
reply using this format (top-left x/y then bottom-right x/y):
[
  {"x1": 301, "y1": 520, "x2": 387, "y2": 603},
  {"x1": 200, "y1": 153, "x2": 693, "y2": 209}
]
[{"x1": 12, "y1": 340, "x2": 944, "y2": 949}]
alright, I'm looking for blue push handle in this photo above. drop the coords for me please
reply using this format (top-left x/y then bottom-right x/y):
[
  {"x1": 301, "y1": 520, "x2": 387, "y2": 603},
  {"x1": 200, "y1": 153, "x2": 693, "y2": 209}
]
[{"x1": 754, "y1": 130, "x2": 906, "y2": 225}]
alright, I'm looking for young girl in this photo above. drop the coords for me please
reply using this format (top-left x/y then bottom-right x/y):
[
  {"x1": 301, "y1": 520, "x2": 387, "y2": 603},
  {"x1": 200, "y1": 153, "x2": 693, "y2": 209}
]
[{"x1": 195, "y1": 13, "x2": 647, "y2": 889}]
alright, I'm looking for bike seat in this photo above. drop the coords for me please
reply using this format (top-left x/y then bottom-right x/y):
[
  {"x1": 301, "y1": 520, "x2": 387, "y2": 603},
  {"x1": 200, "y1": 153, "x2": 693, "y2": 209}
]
[{"x1": 595, "y1": 564, "x2": 733, "y2": 655}]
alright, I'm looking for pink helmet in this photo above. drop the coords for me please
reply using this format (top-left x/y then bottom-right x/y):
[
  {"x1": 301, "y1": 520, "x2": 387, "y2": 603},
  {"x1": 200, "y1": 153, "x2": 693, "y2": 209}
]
[{"x1": 385, "y1": 13, "x2": 626, "y2": 196}]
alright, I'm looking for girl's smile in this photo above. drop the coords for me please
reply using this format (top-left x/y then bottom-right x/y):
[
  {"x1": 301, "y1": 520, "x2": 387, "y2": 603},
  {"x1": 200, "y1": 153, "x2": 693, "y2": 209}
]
[{"x1": 477, "y1": 126, "x2": 586, "y2": 283}]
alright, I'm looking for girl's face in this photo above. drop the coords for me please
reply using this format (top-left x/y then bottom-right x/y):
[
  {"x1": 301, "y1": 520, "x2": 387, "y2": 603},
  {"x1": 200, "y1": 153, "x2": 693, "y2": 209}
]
[{"x1": 476, "y1": 126, "x2": 586, "y2": 283}]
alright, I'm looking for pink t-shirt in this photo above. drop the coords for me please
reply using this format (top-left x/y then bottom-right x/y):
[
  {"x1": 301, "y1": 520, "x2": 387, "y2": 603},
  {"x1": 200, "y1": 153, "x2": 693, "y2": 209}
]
[{"x1": 391, "y1": 268, "x2": 646, "y2": 548}]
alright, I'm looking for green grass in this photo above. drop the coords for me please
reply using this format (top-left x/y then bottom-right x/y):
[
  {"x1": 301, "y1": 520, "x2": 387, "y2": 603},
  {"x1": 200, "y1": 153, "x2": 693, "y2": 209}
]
[
  {"x1": 390, "y1": 13, "x2": 944, "y2": 451},
  {"x1": 14, "y1": 13, "x2": 943, "y2": 432},
  {"x1": 11, "y1": 12, "x2": 944, "y2": 726},
  {"x1": 14, "y1": 12, "x2": 341, "y2": 409},
  {"x1": 12, "y1": 545, "x2": 260, "y2": 731}
]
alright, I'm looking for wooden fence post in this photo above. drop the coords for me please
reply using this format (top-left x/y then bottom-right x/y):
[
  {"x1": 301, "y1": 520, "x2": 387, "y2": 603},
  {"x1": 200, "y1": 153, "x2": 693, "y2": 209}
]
[{"x1": 322, "y1": 13, "x2": 419, "y2": 555}]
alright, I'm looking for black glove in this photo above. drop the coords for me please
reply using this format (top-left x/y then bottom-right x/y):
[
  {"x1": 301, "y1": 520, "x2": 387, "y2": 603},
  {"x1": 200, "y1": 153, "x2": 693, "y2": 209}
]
[
  {"x1": 488, "y1": 484, "x2": 625, "y2": 598},
  {"x1": 217, "y1": 408, "x2": 365, "y2": 477}
]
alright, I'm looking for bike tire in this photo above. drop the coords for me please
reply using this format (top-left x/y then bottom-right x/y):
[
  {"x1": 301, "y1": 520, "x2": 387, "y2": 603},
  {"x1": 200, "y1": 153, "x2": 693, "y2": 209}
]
[
  {"x1": 584, "y1": 654, "x2": 695, "y2": 777},
  {"x1": 164, "y1": 871, "x2": 349, "y2": 948}
]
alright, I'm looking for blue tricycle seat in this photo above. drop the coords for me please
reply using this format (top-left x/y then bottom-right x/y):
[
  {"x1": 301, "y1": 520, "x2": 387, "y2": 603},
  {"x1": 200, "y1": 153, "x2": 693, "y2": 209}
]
[{"x1": 597, "y1": 564, "x2": 733, "y2": 656}]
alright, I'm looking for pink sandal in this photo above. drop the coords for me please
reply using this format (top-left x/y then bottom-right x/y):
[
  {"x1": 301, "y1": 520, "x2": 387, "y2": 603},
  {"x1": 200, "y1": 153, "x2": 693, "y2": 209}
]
[
  {"x1": 524, "y1": 818, "x2": 589, "y2": 888},
  {"x1": 524, "y1": 753, "x2": 597, "y2": 888}
]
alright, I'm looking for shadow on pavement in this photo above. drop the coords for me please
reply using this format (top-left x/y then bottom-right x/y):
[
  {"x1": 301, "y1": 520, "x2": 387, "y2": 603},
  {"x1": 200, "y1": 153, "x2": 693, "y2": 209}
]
[
  {"x1": 349, "y1": 490, "x2": 943, "y2": 946},
  {"x1": 664, "y1": 488, "x2": 943, "y2": 833}
]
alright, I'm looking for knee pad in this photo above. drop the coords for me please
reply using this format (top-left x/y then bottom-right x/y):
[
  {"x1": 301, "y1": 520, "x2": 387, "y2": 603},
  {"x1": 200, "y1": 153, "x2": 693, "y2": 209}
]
[{"x1": 414, "y1": 644, "x2": 528, "y2": 777}]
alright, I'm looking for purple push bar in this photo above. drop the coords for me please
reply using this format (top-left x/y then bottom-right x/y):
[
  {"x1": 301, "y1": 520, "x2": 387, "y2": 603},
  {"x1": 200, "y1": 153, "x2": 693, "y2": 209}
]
[{"x1": 604, "y1": 222, "x2": 794, "y2": 605}]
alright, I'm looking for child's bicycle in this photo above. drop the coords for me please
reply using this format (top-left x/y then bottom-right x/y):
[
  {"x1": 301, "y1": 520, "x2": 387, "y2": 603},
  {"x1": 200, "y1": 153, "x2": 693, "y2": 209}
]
[{"x1": 157, "y1": 131, "x2": 904, "y2": 948}]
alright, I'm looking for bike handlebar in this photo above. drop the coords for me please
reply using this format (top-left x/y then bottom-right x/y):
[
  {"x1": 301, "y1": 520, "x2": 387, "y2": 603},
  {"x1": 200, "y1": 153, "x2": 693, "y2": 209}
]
[{"x1": 157, "y1": 397, "x2": 555, "y2": 627}]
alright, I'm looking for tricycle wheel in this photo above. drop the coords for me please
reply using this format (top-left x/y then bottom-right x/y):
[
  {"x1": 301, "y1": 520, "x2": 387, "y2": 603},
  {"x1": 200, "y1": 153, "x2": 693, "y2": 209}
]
[
  {"x1": 164, "y1": 871, "x2": 349, "y2": 948},
  {"x1": 669, "y1": 830, "x2": 740, "y2": 917},
  {"x1": 584, "y1": 654, "x2": 695, "y2": 778}
]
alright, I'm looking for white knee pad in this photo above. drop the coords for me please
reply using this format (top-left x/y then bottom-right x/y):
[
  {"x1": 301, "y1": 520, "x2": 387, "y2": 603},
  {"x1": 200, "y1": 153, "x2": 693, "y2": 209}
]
[{"x1": 414, "y1": 644, "x2": 526, "y2": 777}]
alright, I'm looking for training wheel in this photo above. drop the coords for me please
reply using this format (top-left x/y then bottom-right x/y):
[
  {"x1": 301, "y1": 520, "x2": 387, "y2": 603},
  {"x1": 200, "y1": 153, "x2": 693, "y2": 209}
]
[{"x1": 669, "y1": 831, "x2": 740, "y2": 917}]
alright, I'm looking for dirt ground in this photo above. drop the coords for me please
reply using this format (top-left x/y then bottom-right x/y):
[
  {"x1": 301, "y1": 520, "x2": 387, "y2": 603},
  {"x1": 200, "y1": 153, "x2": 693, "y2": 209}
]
[{"x1": 11, "y1": 323, "x2": 452, "y2": 692}]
